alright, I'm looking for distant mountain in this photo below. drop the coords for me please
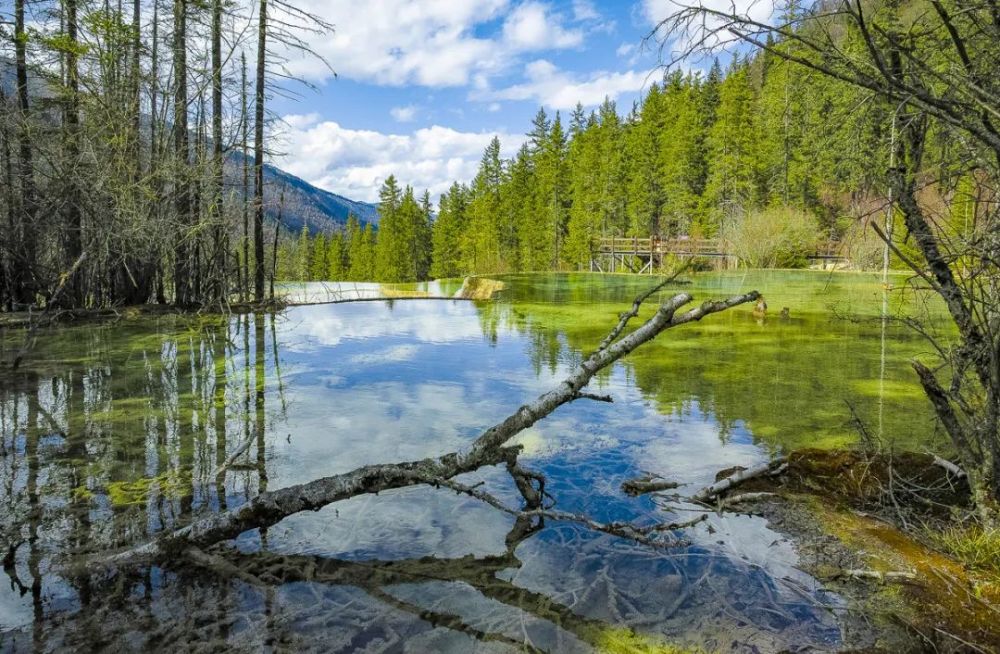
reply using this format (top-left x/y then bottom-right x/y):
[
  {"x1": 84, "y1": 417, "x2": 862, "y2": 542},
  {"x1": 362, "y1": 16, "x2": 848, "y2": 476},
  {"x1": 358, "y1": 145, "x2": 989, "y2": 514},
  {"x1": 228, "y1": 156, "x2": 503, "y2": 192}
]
[
  {"x1": 258, "y1": 162, "x2": 380, "y2": 233},
  {"x1": 2, "y1": 57, "x2": 379, "y2": 234}
]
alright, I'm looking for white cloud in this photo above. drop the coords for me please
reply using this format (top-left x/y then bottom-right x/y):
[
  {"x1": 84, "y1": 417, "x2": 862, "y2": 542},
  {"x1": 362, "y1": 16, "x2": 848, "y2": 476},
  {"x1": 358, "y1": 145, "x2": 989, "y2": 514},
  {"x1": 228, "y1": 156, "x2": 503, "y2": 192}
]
[
  {"x1": 502, "y1": 2, "x2": 583, "y2": 50},
  {"x1": 273, "y1": 114, "x2": 526, "y2": 203},
  {"x1": 572, "y1": 0, "x2": 600, "y2": 22},
  {"x1": 481, "y1": 59, "x2": 652, "y2": 110},
  {"x1": 272, "y1": 0, "x2": 586, "y2": 89},
  {"x1": 390, "y1": 105, "x2": 418, "y2": 122},
  {"x1": 616, "y1": 42, "x2": 635, "y2": 57}
]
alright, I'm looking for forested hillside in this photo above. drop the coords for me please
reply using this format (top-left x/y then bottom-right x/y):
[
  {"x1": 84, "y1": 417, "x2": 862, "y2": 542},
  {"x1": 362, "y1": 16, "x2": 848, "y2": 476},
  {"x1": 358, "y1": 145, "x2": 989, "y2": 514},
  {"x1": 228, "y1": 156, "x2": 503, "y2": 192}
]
[
  {"x1": 284, "y1": 49, "x2": 976, "y2": 283},
  {"x1": 0, "y1": 0, "x2": 331, "y2": 307}
]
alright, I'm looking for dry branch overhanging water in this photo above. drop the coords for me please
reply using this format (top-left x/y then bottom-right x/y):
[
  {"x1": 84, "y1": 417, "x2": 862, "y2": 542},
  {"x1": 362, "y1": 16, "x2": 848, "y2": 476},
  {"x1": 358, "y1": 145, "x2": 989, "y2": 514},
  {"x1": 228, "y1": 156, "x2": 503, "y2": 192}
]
[{"x1": 5, "y1": 270, "x2": 996, "y2": 652}]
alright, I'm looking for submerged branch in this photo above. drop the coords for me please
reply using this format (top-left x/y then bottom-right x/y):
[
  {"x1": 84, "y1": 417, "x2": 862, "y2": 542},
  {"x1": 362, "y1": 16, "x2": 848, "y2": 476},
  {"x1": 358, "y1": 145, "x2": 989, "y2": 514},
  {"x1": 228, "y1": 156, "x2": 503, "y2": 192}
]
[{"x1": 91, "y1": 286, "x2": 758, "y2": 570}]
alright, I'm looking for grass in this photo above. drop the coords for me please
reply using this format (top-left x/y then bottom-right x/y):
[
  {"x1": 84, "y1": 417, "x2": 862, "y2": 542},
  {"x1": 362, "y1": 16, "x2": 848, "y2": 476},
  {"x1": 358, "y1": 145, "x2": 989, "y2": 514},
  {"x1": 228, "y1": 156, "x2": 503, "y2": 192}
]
[{"x1": 930, "y1": 525, "x2": 1000, "y2": 577}]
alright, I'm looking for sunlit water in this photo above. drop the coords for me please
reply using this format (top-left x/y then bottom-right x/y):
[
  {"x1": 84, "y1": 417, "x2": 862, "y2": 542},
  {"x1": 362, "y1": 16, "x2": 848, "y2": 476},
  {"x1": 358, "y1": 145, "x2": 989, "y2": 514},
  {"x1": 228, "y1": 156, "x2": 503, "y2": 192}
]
[{"x1": 0, "y1": 272, "x2": 946, "y2": 652}]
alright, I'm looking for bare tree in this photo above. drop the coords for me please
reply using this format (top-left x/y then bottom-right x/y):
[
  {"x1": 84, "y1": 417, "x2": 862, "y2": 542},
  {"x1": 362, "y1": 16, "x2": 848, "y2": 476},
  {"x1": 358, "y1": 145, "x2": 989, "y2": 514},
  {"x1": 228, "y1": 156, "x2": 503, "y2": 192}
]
[{"x1": 651, "y1": 0, "x2": 1000, "y2": 523}]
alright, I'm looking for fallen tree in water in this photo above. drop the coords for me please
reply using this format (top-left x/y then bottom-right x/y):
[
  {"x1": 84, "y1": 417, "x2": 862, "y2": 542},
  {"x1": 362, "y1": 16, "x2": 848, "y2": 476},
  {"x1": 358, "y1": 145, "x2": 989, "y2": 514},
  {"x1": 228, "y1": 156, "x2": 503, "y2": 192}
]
[{"x1": 93, "y1": 278, "x2": 759, "y2": 569}]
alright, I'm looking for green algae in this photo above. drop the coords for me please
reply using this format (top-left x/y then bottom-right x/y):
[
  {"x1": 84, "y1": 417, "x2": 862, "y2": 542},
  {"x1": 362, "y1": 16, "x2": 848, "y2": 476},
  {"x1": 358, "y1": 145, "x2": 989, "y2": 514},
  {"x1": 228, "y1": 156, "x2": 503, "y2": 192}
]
[
  {"x1": 489, "y1": 270, "x2": 949, "y2": 453},
  {"x1": 106, "y1": 469, "x2": 193, "y2": 507}
]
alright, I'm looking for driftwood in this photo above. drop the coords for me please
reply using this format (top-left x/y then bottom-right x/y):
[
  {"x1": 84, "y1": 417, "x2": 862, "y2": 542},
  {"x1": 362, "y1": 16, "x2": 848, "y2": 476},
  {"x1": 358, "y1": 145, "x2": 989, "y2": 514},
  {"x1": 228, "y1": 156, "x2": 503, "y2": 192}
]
[
  {"x1": 621, "y1": 475, "x2": 680, "y2": 497},
  {"x1": 94, "y1": 287, "x2": 759, "y2": 569},
  {"x1": 691, "y1": 457, "x2": 787, "y2": 503},
  {"x1": 833, "y1": 569, "x2": 919, "y2": 584},
  {"x1": 720, "y1": 491, "x2": 777, "y2": 508},
  {"x1": 928, "y1": 452, "x2": 967, "y2": 479}
]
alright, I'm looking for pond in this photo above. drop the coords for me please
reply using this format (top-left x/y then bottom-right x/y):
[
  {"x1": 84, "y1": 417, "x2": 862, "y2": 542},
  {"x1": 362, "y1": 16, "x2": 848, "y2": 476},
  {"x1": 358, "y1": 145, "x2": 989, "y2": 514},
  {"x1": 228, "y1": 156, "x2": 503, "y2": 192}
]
[{"x1": 0, "y1": 271, "x2": 947, "y2": 652}]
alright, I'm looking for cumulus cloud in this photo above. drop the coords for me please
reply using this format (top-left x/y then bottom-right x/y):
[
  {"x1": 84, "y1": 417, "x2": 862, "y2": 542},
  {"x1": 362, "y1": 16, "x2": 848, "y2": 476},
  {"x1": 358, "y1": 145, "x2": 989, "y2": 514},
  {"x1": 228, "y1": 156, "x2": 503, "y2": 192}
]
[
  {"x1": 390, "y1": 105, "x2": 418, "y2": 122},
  {"x1": 572, "y1": 0, "x2": 600, "y2": 22},
  {"x1": 481, "y1": 59, "x2": 653, "y2": 110},
  {"x1": 273, "y1": 114, "x2": 526, "y2": 202},
  {"x1": 271, "y1": 0, "x2": 587, "y2": 88},
  {"x1": 502, "y1": 2, "x2": 583, "y2": 50}
]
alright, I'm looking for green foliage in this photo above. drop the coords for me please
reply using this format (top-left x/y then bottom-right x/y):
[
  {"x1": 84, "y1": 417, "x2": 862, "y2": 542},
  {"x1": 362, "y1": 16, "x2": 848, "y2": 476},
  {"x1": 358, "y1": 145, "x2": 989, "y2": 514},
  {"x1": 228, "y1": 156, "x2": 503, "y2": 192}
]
[
  {"x1": 277, "y1": 27, "x2": 959, "y2": 281},
  {"x1": 930, "y1": 526, "x2": 1000, "y2": 578},
  {"x1": 719, "y1": 206, "x2": 820, "y2": 268}
]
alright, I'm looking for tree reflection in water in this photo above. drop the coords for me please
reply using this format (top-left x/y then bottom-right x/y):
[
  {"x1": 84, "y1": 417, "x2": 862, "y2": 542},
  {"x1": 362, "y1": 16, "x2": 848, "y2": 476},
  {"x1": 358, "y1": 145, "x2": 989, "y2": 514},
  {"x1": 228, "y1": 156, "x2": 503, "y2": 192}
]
[{"x1": 1, "y1": 299, "x2": 849, "y2": 652}]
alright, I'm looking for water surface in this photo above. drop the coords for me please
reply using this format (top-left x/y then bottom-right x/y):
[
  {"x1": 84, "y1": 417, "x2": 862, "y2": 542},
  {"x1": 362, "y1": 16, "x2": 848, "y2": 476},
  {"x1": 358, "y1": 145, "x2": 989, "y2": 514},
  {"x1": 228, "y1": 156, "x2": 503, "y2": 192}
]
[{"x1": 0, "y1": 271, "x2": 945, "y2": 652}]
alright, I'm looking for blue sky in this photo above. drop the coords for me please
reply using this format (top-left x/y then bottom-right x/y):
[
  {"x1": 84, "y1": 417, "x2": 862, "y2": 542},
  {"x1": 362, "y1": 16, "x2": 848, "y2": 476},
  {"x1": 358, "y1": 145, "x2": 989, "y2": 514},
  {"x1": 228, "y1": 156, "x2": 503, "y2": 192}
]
[{"x1": 269, "y1": 0, "x2": 684, "y2": 203}]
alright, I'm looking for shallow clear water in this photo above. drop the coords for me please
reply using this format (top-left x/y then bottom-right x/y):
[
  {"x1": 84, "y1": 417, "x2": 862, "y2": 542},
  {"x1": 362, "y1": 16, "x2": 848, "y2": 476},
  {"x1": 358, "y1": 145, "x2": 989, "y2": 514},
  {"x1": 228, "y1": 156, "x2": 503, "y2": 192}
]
[{"x1": 0, "y1": 271, "x2": 945, "y2": 652}]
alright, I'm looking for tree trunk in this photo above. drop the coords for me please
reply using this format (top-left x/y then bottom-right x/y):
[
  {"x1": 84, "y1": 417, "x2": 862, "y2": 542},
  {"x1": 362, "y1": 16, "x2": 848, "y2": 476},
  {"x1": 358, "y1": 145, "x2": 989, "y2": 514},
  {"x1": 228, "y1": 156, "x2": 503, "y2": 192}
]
[
  {"x1": 241, "y1": 52, "x2": 250, "y2": 303},
  {"x1": 173, "y1": 0, "x2": 191, "y2": 305},
  {"x1": 210, "y1": 0, "x2": 226, "y2": 304},
  {"x1": 64, "y1": 0, "x2": 84, "y2": 306},
  {"x1": 13, "y1": 0, "x2": 38, "y2": 305},
  {"x1": 252, "y1": 0, "x2": 268, "y2": 302}
]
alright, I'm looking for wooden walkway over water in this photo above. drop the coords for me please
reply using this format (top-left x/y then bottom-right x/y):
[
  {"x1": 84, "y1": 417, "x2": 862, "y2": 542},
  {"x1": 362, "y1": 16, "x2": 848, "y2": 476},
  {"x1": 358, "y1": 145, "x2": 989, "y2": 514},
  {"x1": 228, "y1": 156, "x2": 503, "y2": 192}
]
[{"x1": 590, "y1": 237, "x2": 844, "y2": 273}]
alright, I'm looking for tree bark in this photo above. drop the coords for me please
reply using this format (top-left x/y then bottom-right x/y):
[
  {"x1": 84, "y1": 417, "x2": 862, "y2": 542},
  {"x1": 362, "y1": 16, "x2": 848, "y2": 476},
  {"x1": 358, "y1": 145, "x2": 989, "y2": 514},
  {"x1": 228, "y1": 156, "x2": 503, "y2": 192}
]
[
  {"x1": 210, "y1": 0, "x2": 226, "y2": 304},
  {"x1": 64, "y1": 0, "x2": 83, "y2": 306},
  {"x1": 252, "y1": 0, "x2": 268, "y2": 302},
  {"x1": 172, "y1": 0, "x2": 191, "y2": 305},
  {"x1": 13, "y1": 0, "x2": 38, "y2": 305}
]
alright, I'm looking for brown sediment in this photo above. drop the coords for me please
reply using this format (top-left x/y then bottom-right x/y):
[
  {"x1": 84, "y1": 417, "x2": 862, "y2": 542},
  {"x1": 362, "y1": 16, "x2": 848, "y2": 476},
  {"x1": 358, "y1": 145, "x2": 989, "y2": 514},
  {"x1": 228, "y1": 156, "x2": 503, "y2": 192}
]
[
  {"x1": 739, "y1": 448, "x2": 1000, "y2": 651},
  {"x1": 456, "y1": 276, "x2": 506, "y2": 300}
]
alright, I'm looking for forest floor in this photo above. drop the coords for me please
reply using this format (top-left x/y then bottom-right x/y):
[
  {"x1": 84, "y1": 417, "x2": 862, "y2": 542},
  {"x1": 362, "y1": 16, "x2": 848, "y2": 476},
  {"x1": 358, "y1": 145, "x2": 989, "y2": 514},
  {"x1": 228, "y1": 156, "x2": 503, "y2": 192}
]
[{"x1": 734, "y1": 449, "x2": 1000, "y2": 652}]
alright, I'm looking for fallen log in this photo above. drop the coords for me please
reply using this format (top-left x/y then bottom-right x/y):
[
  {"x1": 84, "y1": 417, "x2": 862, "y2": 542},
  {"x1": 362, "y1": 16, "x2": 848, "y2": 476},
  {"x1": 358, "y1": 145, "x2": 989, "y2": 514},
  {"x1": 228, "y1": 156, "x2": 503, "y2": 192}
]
[
  {"x1": 621, "y1": 475, "x2": 680, "y2": 497},
  {"x1": 834, "y1": 569, "x2": 919, "y2": 584},
  {"x1": 927, "y1": 452, "x2": 967, "y2": 479},
  {"x1": 691, "y1": 457, "x2": 787, "y2": 503},
  {"x1": 94, "y1": 288, "x2": 759, "y2": 570}
]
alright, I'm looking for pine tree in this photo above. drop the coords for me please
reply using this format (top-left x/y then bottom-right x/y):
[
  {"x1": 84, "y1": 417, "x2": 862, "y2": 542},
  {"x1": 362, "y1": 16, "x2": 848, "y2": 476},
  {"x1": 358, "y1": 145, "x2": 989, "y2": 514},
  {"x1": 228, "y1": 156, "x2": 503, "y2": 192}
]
[
  {"x1": 295, "y1": 224, "x2": 310, "y2": 280},
  {"x1": 702, "y1": 58, "x2": 761, "y2": 233},
  {"x1": 326, "y1": 232, "x2": 346, "y2": 280},
  {"x1": 309, "y1": 232, "x2": 328, "y2": 280},
  {"x1": 461, "y1": 137, "x2": 504, "y2": 272},
  {"x1": 374, "y1": 176, "x2": 406, "y2": 281},
  {"x1": 659, "y1": 72, "x2": 707, "y2": 235},
  {"x1": 415, "y1": 190, "x2": 434, "y2": 279},
  {"x1": 431, "y1": 183, "x2": 469, "y2": 278},
  {"x1": 350, "y1": 223, "x2": 376, "y2": 281}
]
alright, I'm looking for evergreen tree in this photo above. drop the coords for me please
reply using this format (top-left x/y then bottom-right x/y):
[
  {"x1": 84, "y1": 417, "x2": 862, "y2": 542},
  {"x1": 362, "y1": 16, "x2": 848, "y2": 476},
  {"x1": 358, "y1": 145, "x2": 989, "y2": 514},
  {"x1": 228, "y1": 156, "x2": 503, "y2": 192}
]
[
  {"x1": 295, "y1": 224, "x2": 310, "y2": 280},
  {"x1": 461, "y1": 137, "x2": 504, "y2": 272},
  {"x1": 702, "y1": 59, "x2": 761, "y2": 233},
  {"x1": 374, "y1": 175, "x2": 406, "y2": 282},
  {"x1": 309, "y1": 232, "x2": 328, "y2": 280},
  {"x1": 659, "y1": 72, "x2": 707, "y2": 235},
  {"x1": 349, "y1": 223, "x2": 376, "y2": 281},
  {"x1": 431, "y1": 183, "x2": 469, "y2": 278},
  {"x1": 327, "y1": 232, "x2": 346, "y2": 280}
]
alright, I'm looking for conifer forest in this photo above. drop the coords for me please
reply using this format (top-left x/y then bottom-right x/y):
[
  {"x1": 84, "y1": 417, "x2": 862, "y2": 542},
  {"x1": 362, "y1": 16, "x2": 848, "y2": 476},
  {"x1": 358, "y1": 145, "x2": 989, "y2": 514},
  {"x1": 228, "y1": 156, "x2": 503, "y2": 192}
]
[{"x1": 2, "y1": 2, "x2": 1000, "y2": 652}]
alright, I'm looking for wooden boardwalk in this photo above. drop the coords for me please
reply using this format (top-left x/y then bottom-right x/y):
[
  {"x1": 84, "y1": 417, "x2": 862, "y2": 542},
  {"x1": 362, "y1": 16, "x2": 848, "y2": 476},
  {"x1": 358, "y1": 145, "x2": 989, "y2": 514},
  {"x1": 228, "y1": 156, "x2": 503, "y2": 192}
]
[{"x1": 590, "y1": 237, "x2": 844, "y2": 273}]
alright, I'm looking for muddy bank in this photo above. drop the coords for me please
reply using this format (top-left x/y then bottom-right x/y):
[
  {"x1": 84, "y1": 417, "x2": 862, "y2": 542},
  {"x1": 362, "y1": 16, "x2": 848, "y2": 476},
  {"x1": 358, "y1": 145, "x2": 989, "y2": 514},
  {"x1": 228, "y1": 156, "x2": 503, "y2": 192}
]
[{"x1": 736, "y1": 449, "x2": 1000, "y2": 652}]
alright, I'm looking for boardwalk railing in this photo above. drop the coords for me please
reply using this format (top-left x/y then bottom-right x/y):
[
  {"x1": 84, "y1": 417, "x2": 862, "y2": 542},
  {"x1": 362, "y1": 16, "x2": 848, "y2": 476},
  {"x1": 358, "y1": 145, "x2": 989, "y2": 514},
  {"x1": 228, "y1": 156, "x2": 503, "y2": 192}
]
[
  {"x1": 595, "y1": 237, "x2": 844, "y2": 260},
  {"x1": 591, "y1": 236, "x2": 845, "y2": 273}
]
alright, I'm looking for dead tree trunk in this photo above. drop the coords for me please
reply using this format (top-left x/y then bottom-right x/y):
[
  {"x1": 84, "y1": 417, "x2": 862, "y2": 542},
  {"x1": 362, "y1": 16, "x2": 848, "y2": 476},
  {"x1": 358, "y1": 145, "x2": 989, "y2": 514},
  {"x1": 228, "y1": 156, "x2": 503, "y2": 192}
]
[
  {"x1": 97, "y1": 289, "x2": 759, "y2": 568},
  {"x1": 209, "y1": 0, "x2": 226, "y2": 304},
  {"x1": 252, "y1": 0, "x2": 268, "y2": 303},
  {"x1": 172, "y1": 0, "x2": 191, "y2": 305},
  {"x1": 13, "y1": 0, "x2": 38, "y2": 305}
]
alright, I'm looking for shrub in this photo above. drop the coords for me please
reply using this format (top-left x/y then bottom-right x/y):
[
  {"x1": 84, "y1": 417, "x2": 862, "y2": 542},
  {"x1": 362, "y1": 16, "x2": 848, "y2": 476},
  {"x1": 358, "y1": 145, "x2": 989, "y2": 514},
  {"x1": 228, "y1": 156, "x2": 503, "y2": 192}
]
[{"x1": 720, "y1": 206, "x2": 820, "y2": 268}]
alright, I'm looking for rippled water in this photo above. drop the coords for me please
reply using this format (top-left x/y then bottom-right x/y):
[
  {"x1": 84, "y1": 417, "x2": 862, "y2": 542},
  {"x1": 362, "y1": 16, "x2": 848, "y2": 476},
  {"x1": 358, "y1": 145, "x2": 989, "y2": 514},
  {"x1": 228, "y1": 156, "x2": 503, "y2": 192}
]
[{"x1": 0, "y1": 272, "x2": 944, "y2": 652}]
